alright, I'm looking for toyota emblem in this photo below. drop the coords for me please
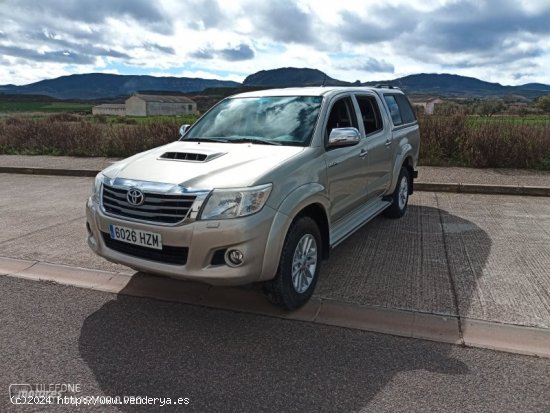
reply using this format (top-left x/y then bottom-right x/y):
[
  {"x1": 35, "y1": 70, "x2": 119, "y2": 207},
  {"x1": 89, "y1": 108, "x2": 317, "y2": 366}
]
[{"x1": 127, "y1": 188, "x2": 145, "y2": 206}]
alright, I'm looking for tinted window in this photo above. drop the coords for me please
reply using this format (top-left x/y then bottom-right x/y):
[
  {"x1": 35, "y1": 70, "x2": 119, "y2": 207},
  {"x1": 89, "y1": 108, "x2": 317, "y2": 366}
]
[
  {"x1": 325, "y1": 97, "x2": 359, "y2": 136},
  {"x1": 395, "y1": 94, "x2": 417, "y2": 124},
  {"x1": 355, "y1": 95, "x2": 383, "y2": 135},
  {"x1": 384, "y1": 95, "x2": 402, "y2": 125}
]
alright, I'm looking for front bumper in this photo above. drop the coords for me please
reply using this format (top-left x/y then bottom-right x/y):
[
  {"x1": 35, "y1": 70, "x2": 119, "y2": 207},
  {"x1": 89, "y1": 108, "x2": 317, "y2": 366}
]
[{"x1": 86, "y1": 198, "x2": 277, "y2": 286}]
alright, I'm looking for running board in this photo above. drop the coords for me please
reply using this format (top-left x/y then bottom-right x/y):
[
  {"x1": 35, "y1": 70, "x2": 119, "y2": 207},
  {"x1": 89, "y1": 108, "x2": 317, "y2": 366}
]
[{"x1": 330, "y1": 198, "x2": 392, "y2": 247}]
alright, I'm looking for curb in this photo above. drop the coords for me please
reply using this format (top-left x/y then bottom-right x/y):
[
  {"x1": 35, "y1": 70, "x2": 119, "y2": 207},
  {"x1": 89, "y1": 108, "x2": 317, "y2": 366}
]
[
  {"x1": 415, "y1": 182, "x2": 550, "y2": 197},
  {"x1": 2, "y1": 166, "x2": 549, "y2": 196},
  {"x1": 0, "y1": 166, "x2": 99, "y2": 177},
  {"x1": 1, "y1": 257, "x2": 549, "y2": 358}
]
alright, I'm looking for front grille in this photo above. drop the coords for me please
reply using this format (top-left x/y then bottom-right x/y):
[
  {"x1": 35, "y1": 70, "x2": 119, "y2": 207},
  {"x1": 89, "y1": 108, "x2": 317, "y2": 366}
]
[
  {"x1": 102, "y1": 232, "x2": 188, "y2": 265},
  {"x1": 102, "y1": 184, "x2": 195, "y2": 224}
]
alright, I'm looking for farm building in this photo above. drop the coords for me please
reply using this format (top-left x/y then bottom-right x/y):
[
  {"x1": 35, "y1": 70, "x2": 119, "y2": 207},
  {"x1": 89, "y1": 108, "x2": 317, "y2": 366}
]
[
  {"x1": 125, "y1": 94, "x2": 197, "y2": 116},
  {"x1": 92, "y1": 104, "x2": 126, "y2": 116},
  {"x1": 411, "y1": 97, "x2": 444, "y2": 115}
]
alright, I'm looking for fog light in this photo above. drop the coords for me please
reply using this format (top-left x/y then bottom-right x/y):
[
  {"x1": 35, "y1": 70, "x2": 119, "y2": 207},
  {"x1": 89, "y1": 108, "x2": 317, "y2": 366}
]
[{"x1": 225, "y1": 249, "x2": 244, "y2": 267}]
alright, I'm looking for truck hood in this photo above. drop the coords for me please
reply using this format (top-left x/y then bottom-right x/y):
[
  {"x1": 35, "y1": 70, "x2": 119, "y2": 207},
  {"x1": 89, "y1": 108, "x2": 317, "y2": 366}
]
[{"x1": 103, "y1": 141, "x2": 305, "y2": 188}]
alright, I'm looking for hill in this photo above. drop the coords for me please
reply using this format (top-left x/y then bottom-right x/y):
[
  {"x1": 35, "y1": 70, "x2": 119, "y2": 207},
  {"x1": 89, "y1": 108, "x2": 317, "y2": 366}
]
[
  {"x1": 363, "y1": 73, "x2": 550, "y2": 97},
  {"x1": 1, "y1": 69, "x2": 549, "y2": 100},
  {"x1": 0, "y1": 73, "x2": 240, "y2": 100},
  {"x1": 243, "y1": 67, "x2": 351, "y2": 87}
]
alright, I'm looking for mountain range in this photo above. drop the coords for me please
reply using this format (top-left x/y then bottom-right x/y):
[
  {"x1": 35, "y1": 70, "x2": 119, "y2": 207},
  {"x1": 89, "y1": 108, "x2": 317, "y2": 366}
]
[{"x1": 1, "y1": 68, "x2": 549, "y2": 100}]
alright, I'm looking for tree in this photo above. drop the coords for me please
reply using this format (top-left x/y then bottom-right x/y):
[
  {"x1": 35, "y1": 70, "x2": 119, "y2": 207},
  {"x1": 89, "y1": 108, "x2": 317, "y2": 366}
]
[
  {"x1": 474, "y1": 100, "x2": 506, "y2": 117},
  {"x1": 536, "y1": 95, "x2": 550, "y2": 113}
]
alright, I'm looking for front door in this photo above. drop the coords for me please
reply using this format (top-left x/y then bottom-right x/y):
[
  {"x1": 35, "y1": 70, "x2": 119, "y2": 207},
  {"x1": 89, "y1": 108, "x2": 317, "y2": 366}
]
[{"x1": 325, "y1": 96, "x2": 369, "y2": 222}]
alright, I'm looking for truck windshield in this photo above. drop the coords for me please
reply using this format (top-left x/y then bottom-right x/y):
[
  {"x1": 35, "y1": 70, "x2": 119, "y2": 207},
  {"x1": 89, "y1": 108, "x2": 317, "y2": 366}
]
[{"x1": 183, "y1": 96, "x2": 322, "y2": 146}]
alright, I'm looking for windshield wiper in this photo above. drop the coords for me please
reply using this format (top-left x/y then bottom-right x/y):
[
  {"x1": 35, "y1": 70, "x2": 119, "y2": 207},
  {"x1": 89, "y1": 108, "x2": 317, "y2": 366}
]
[
  {"x1": 226, "y1": 136, "x2": 282, "y2": 146},
  {"x1": 183, "y1": 137, "x2": 229, "y2": 143}
]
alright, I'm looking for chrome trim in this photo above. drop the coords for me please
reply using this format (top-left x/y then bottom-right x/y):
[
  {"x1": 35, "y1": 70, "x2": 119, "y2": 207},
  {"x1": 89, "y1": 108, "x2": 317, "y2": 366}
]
[
  {"x1": 99, "y1": 177, "x2": 211, "y2": 227},
  {"x1": 126, "y1": 188, "x2": 145, "y2": 206}
]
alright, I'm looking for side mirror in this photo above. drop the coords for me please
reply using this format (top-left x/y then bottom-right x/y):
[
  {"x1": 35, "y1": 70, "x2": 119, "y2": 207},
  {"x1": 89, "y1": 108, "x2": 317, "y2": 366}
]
[
  {"x1": 327, "y1": 127, "x2": 360, "y2": 148},
  {"x1": 179, "y1": 124, "x2": 190, "y2": 138}
]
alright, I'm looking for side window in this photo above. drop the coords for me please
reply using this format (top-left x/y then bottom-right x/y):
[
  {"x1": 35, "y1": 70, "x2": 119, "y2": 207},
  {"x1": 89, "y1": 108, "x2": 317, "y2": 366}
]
[
  {"x1": 384, "y1": 95, "x2": 402, "y2": 126},
  {"x1": 325, "y1": 97, "x2": 359, "y2": 137},
  {"x1": 395, "y1": 94, "x2": 417, "y2": 124},
  {"x1": 355, "y1": 95, "x2": 383, "y2": 135}
]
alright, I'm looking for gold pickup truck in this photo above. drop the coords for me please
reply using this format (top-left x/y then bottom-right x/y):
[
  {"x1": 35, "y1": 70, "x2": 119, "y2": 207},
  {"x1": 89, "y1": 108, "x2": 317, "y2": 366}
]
[{"x1": 86, "y1": 86, "x2": 420, "y2": 309}]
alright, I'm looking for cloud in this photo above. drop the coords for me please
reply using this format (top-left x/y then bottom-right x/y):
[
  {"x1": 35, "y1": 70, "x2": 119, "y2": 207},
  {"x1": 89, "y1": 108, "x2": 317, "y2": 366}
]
[
  {"x1": 220, "y1": 44, "x2": 255, "y2": 61},
  {"x1": 0, "y1": 45, "x2": 96, "y2": 64},
  {"x1": 0, "y1": 0, "x2": 550, "y2": 86},
  {"x1": 357, "y1": 58, "x2": 395, "y2": 73},
  {"x1": 337, "y1": 6, "x2": 419, "y2": 43},
  {"x1": 142, "y1": 43, "x2": 175, "y2": 55},
  {"x1": 249, "y1": 1, "x2": 315, "y2": 44},
  {"x1": 29, "y1": 0, "x2": 171, "y2": 33},
  {"x1": 191, "y1": 43, "x2": 255, "y2": 61},
  {"x1": 408, "y1": 0, "x2": 550, "y2": 54},
  {"x1": 331, "y1": 0, "x2": 550, "y2": 76},
  {"x1": 184, "y1": 0, "x2": 225, "y2": 30},
  {"x1": 190, "y1": 49, "x2": 215, "y2": 60}
]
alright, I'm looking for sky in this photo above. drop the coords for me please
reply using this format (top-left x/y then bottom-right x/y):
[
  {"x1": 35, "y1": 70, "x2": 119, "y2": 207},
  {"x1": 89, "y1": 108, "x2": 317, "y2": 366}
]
[{"x1": 0, "y1": 0, "x2": 549, "y2": 86}]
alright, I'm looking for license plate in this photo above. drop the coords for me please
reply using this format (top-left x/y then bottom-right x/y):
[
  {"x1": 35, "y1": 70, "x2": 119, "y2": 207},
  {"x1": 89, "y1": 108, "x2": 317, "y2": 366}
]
[{"x1": 108, "y1": 224, "x2": 162, "y2": 250}]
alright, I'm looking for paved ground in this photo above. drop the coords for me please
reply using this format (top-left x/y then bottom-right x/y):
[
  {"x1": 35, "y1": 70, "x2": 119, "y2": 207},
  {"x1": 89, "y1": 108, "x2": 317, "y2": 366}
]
[
  {"x1": 1, "y1": 173, "x2": 549, "y2": 329},
  {"x1": 1, "y1": 276, "x2": 549, "y2": 413},
  {"x1": 1, "y1": 154, "x2": 549, "y2": 187}
]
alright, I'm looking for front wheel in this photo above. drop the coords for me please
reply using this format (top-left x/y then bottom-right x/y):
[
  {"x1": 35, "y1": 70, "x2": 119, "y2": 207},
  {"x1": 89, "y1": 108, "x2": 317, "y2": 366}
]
[
  {"x1": 263, "y1": 216, "x2": 322, "y2": 310},
  {"x1": 384, "y1": 167, "x2": 410, "y2": 219}
]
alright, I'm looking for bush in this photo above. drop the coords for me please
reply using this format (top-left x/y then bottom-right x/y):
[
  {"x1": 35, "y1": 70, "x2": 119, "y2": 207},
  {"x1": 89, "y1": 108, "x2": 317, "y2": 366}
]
[
  {"x1": 1, "y1": 114, "x2": 549, "y2": 170},
  {"x1": 418, "y1": 114, "x2": 550, "y2": 169}
]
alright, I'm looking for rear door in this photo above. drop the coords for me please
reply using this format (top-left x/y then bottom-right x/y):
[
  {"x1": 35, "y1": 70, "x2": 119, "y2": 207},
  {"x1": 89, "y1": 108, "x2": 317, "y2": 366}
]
[
  {"x1": 382, "y1": 92, "x2": 418, "y2": 191},
  {"x1": 354, "y1": 93, "x2": 393, "y2": 200}
]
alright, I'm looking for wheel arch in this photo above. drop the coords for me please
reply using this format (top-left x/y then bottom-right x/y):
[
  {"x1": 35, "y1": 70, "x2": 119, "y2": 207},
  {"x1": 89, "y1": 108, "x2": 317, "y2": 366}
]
[
  {"x1": 390, "y1": 148, "x2": 416, "y2": 195},
  {"x1": 295, "y1": 203, "x2": 330, "y2": 260},
  {"x1": 259, "y1": 184, "x2": 330, "y2": 282}
]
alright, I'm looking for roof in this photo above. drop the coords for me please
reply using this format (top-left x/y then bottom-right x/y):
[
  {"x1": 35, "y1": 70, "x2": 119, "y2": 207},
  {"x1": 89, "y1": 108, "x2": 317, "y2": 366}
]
[
  {"x1": 130, "y1": 93, "x2": 196, "y2": 103},
  {"x1": 232, "y1": 86, "x2": 405, "y2": 99},
  {"x1": 93, "y1": 104, "x2": 125, "y2": 109}
]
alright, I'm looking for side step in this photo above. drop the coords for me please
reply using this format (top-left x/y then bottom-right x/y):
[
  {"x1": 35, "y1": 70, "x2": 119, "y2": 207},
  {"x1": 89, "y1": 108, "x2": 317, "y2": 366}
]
[{"x1": 330, "y1": 198, "x2": 391, "y2": 247}]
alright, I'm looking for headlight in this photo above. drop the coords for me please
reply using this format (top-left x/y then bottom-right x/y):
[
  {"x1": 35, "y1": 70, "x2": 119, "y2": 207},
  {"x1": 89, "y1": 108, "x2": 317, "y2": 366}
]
[
  {"x1": 200, "y1": 184, "x2": 272, "y2": 220},
  {"x1": 91, "y1": 173, "x2": 104, "y2": 203}
]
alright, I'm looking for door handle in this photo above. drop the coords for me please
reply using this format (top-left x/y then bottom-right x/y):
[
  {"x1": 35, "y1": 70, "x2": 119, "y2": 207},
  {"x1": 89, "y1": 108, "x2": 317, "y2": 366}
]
[
  {"x1": 359, "y1": 149, "x2": 368, "y2": 158},
  {"x1": 384, "y1": 139, "x2": 392, "y2": 147}
]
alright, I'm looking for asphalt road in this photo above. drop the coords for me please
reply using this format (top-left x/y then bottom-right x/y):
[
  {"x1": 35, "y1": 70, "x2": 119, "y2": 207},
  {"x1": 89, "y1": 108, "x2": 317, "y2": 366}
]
[{"x1": 1, "y1": 276, "x2": 549, "y2": 413}]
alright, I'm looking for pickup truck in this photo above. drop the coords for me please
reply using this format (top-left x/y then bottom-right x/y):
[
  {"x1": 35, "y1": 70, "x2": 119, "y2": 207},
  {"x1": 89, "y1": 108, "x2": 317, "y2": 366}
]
[{"x1": 86, "y1": 86, "x2": 420, "y2": 309}]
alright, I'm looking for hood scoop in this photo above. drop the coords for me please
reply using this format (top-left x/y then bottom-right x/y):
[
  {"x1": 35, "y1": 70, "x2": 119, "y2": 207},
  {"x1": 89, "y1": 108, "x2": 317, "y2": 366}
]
[{"x1": 159, "y1": 151, "x2": 226, "y2": 162}]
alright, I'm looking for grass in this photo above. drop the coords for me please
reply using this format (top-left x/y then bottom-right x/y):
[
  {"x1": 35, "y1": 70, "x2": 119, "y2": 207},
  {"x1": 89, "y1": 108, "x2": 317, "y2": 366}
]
[
  {"x1": 1, "y1": 113, "x2": 549, "y2": 170},
  {"x1": 91, "y1": 114, "x2": 198, "y2": 125},
  {"x1": 467, "y1": 115, "x2": 550, "y2": 126},
  {"x1": 419, "y1": 114, "x2": 550, "y2": 170},
  {"x1": 0, "y1": 101, "x2": 93, "y2": 113}
]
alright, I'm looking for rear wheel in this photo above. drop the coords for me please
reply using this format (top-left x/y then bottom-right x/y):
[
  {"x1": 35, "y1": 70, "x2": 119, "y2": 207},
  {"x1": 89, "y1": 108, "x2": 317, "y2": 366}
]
[
  {"x1": 264, "y1": 216, "x2": 322, "y2": 310},
  {"x1": 384, "y1": 167, "x2": 410, "y2": 219}
]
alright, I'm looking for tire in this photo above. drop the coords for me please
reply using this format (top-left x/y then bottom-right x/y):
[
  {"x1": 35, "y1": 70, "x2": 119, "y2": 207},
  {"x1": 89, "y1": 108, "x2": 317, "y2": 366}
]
[
  {"x1": 263, "y1": 216, "x2": 322, "y2": 310},
  {"x1": 384, "y1": 167, "x2": 410, "y2": 219}
]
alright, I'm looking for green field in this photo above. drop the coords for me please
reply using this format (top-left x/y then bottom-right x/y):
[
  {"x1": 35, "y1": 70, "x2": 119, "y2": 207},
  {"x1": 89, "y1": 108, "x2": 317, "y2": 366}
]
[
  {"x1": 467, "y1": 115, "x2": 550, "y2": 125},
  {"x1": 0, "y1": 101, "x2": 93, "y2": 113},
  {"x1": 93, "y1": 114, "x2": 198, "y2": 125}
]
